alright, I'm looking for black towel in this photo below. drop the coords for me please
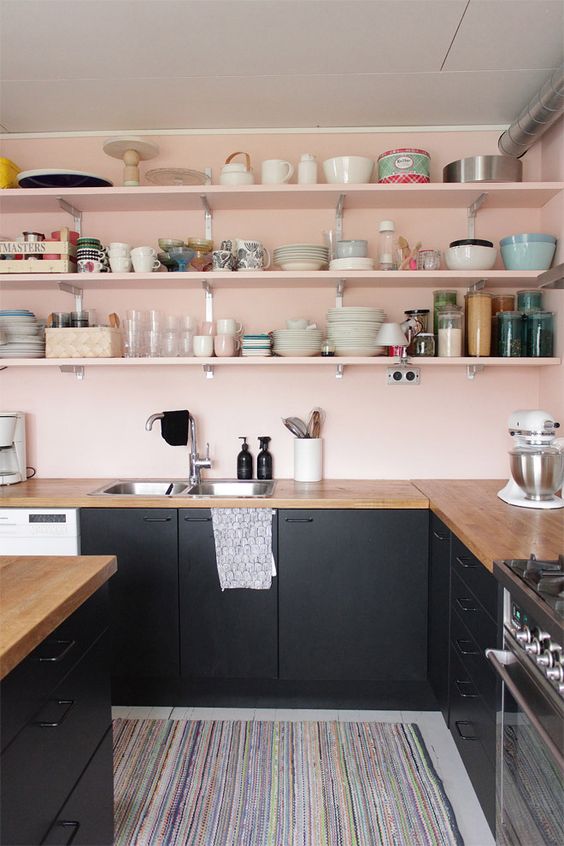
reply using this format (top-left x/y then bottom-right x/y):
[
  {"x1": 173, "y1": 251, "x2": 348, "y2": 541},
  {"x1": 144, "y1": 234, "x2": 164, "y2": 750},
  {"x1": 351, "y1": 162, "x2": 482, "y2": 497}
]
[{"x1": 161, "y1": 410, "x2": 189, "y2": 446}]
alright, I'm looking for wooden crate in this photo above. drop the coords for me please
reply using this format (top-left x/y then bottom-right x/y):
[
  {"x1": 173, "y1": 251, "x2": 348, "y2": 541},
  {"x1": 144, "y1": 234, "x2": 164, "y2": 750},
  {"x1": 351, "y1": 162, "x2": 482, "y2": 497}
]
[
  {"x1": 0, "y1": 258, "x2": 77, "y2": 273},
  {"x1": 0, "y1": 240, "x2": 77, "y2": 273}
]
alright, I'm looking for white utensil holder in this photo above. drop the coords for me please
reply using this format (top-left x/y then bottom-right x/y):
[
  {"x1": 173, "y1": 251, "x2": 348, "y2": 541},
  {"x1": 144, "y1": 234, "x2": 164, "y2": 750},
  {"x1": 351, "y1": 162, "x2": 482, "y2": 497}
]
[{"x1": 294, "y1": 438, "x2": 323, "y2": 482}]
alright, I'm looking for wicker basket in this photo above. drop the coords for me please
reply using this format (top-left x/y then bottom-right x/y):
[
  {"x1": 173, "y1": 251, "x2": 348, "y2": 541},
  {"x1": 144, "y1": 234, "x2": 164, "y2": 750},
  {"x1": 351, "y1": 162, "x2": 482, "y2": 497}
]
[{"x1": 45, "y1": 327, "x2": 122, "y2": 358}]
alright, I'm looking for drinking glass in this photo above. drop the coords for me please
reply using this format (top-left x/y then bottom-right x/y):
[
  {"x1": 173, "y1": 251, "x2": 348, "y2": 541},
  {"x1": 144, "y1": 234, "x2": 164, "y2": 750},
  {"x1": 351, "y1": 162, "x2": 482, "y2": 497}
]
[
  {"x1": 178, "y1": 332, "x2": 194, "y2": 356},
  {"x1": 122, "y1": 320, "x2": 146, "y2": 357},
  {"x1": 146, "y1": 330, "x2": 161, "y2": 358},
  {"x1": 161, "y1": 331, "x2": 179, "y2": 357}
]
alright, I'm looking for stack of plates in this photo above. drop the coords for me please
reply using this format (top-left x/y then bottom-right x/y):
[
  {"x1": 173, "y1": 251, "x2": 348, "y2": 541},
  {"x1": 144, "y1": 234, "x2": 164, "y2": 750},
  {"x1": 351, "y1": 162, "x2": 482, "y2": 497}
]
[
  {"x1": 241, "y1": 334, "x2": 272, "y2": 357},
  {"x1": 326, "y1": 307, "x2": 386, "y2": 356},
  {"x1": 0, "y1": 309, "x2": 45, "y2": 358},
  {"x1": 329, "y1": 257, "x2": 375, "y2": 271},
  {"x1": 273, "y1": 244, "x2": 329, "y2": 271},
  {"x1": 272, "y1": 328, "x2": 323, "y2": 357}
]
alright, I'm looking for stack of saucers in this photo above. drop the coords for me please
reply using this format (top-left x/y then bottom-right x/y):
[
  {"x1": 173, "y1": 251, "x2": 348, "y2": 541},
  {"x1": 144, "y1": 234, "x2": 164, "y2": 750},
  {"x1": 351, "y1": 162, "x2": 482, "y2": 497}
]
[
  {"x1": 273, "y1": 244, "x2": 329, "y2": 271},
  {"x1": 241, "y1": 334, "x2": 272, "y2": 357},
  {"x1": 0, "y1": 309, "x2": 45, "y2": 358},
  {"x1": 272, "y1": 328, "x2": 323, "y2": 357},
  {"x1": 326, "y1": 307, "x2": 386, "y2": 356}
]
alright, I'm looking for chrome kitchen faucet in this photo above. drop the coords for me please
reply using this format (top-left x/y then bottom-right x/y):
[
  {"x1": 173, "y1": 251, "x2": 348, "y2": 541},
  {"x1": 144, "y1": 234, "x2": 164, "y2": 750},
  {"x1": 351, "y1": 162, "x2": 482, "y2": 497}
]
[{"x1": 145, "y1": 412, "x2": 211, "y2": 485}]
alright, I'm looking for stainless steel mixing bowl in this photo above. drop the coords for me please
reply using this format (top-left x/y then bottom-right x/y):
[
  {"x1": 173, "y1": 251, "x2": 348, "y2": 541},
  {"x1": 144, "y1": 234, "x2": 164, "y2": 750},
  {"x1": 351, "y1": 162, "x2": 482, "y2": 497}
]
[{"x1": 509, "y1": 449, "x2": 564, "y2": 501}]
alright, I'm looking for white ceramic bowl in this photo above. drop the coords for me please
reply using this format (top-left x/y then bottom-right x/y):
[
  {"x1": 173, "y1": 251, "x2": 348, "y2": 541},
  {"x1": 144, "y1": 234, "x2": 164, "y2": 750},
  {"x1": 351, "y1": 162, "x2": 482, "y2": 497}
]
[
  {"x1": 444, "y1": 244, "x2": 497, "y2": 270},
  {"x1": 322, "y1": 156, "x2": 374, "y2": 184}
]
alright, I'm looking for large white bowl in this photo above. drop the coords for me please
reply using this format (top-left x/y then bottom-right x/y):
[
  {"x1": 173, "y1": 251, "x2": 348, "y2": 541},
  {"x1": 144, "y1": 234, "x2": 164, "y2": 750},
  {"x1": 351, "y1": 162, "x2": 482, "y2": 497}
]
[
  {"x1": 444, "y1": 244, "x2": 497, "y2": 270},
  {"x1": 323, "y1": 156, "x2": 374, "y2": 184}
]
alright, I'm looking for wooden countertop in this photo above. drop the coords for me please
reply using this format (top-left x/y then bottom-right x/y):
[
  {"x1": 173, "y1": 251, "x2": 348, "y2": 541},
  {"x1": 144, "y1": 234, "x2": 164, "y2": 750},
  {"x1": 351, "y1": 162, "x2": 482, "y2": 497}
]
[
  {"x1": 0, "y1": 478, "x2": 429, "y2": 509},
  {"x1": 414, "y1": 479, "x2": 563, "y2": 572},
  {"x1": 0, "y1": 555, "x2": 117, "y2": 680}
]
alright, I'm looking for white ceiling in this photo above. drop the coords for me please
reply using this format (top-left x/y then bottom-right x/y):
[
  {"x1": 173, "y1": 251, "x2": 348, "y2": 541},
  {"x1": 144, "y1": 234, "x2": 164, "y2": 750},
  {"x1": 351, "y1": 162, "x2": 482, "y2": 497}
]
[{"x1": 0, "y1": 0, "x2": 562, "y2": 134}]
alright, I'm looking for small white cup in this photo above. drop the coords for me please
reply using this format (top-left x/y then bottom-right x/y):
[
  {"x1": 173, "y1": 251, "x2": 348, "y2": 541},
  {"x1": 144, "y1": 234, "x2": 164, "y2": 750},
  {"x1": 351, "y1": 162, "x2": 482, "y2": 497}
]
[
  {"x1": 261, "y1": 159, "x2": 295, "y2": 184},
  {"x1": 132, "y1": 255, "x2": 161, "y2": 272},
  {"x1": 294, "y1": 438, "x2": 323, "y2": 482},
  {"x1": 193, "y1": 335, "x2": 214, "y2": 357},
  {"x1": 110, "y1": 256, "x2": 132, "y2": 273},
  {"x1": 286, "y1": 318, "x2": 308, "y2": 329},
  {"x1": 108, "y1": 242, "x2": 130, "y2": 257},
  {"x1": 131, "y1": 246, "x2": 157, "y2": 257},
  {"x1": 216, "y1": 318, "x2": 243, "y2": 335}
]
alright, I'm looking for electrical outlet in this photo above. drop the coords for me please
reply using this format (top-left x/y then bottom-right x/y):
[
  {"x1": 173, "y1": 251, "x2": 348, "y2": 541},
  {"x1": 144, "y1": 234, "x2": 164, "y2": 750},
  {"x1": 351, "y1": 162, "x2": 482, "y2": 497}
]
[{"x1": 387, "y1": 366, "x2": 421, "y2": 385}]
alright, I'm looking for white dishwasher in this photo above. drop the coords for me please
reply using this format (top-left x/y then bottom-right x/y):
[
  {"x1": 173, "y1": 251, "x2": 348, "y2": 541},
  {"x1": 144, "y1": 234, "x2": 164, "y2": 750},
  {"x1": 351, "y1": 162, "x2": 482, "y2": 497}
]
[{"x1": 0, "y1": 508, "x2": 80, "y2": 555}]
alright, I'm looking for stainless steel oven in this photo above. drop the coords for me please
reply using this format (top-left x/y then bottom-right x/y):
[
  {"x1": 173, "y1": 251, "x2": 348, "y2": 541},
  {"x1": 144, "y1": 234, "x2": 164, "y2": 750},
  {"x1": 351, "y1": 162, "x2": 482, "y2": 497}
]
[{"x1": 488, "y1": 558, "x2": 563, "y2": 846}]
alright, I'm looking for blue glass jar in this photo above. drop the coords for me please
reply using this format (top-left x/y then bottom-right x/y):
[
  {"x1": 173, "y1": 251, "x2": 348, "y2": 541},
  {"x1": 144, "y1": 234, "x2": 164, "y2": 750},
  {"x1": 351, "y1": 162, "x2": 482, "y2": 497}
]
[
  {"x1": 497, "y1": 311, "x2": 524, "y2": 357},
  {"x1": 526, "y1": 311, "x2": 554, "y2": 357}
]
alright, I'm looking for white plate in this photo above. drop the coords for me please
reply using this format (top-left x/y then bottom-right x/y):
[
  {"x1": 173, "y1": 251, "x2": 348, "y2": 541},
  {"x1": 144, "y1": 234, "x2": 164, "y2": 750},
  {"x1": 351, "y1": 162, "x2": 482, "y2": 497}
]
[
  {"x1": 329, "y1": 258, "x2": 375, "y2": 270},
  {"x1": 274, "y1": 349, "x2": 320, "y2": 357},
  {"x1": 278, "y1": 261, "x2": 327, "y2": 271}
]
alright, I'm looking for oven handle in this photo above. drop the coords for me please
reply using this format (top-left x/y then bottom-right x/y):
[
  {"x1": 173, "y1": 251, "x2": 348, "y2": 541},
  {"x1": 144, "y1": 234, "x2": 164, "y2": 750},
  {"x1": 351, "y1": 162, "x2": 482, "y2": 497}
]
[{"x1": 486, "y1": 648, "x2": 564, "y2": 771}]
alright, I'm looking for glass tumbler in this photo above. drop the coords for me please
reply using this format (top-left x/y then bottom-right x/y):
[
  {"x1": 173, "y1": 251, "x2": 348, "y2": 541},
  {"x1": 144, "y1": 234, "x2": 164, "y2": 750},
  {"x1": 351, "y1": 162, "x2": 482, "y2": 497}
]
[
  {"x1": 416, "y1": 250, "x2": 441, "y2": 270},
  {"x1": 122, "y1": 319, "x2": 146, "y2": 357},
  {"x1": 160, "y1": 331, "x2": 179, "y2": 357}
]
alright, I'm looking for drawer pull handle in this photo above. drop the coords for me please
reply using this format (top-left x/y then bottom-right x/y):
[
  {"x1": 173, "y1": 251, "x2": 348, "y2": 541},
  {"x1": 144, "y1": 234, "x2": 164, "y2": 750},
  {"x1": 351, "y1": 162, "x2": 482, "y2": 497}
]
[
  {"x1": 455, "y1": 679, "x2": 479, "y2": 698},
  {"x1": 44, "y1": 820, "x2": 81, "y2": 846},
  {"x1": 432, "y1": 530, "x2": 448, "y2": 541},
  {"x1": 456, "y1": 597, "x2": 478, "y2": 613},
  {"x1": 184, "y1": 516, "x2": 212, "y2": 522},
  {"x1": 143, "y1": 516, "x2": 173, "y2": 522},
  {"x1": 284, "y1": 517, "x2": 314, "y2": 523},
  {"x1": 455, "y1": 555, "x2": 478, "y2": 569},
  {"x1": 455, "y1": 638, "x2": 480, "y2": 656},
  {"x1": 38, "y1": 639, "x2": 76, "y2": 663},
  {"x1": 35, "y1": 699, "x2": 74, "y2": 728},
  {"x1": 455, "y1": 720, "x2": 479, "y2": 741}
]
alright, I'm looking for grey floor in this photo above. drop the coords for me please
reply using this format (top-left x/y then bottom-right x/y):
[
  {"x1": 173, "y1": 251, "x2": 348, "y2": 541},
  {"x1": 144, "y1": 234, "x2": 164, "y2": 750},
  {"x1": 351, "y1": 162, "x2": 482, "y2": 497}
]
[{"x1": 112, "y1": 706, "x2": 494, "y2": 846}]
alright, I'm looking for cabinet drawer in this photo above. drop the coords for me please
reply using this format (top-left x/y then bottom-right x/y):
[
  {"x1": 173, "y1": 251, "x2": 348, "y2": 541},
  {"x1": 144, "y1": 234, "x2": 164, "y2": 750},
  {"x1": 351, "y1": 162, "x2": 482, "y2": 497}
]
[
  {"x1": 451, "y1": 570, "x2": 499, "y2": 655},
  {"x1": 41, "y1": 729, "x2": 114, "y2": 846},
  {"x1": 451, "y1": 536, "x2": 498, "y2": 622},
  {"x1": 1, "y1": 586, "x2": 109, "y2": 751},
  {"x1": 450, "y1": 607, "x2": 498, "y2": 714},
  {"x1": 0, "y1": 633, "x2": 111, "y2": 846}
]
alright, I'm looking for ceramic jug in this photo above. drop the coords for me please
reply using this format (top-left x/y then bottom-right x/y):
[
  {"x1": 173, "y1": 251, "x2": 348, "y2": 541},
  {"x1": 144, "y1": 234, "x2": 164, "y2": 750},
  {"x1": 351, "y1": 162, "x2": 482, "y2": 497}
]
[{"x1": 219, "y1": 152, "x2": 254, "y2": 186}]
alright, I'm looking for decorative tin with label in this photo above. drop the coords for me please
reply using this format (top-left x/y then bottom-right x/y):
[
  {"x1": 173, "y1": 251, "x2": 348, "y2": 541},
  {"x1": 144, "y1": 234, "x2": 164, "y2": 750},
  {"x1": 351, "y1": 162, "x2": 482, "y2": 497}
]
[{"x1": 377, "y1": 148, "x2": 431, "y2": 183}]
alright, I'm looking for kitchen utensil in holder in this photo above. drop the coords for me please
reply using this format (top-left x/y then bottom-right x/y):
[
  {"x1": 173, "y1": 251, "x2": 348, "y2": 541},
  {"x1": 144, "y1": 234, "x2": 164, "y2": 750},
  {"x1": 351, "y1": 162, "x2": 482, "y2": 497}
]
[{"x1": 294, "y1": 438, "x2": 323, "y2": 482}]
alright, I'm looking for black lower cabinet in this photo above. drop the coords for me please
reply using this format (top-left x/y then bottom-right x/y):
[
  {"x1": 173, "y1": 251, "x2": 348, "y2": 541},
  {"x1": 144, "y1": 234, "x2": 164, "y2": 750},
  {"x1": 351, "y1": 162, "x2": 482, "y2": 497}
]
[
  {"x1": 427, "y1": 514, "x2": 451, "y2": 722},
  {"x1": 80, "y1": 508, "x2": 179, "y2": 679},
  {"x1": 0, "y1": 589, "x2": 113, "y2": 846},
  {"x1": 179, "y1": 509, "x2": 278, "y2": 679},
  {"x1": 279, "y1": 509, "x2": 428, "y2": 681}
]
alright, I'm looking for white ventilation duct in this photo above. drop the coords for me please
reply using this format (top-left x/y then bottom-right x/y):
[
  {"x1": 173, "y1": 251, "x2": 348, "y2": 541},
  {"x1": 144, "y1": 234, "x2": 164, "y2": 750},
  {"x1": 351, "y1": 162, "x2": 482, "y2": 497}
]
[{"x1": 498, "y1": 64, "x2": 564, "y2": 158}]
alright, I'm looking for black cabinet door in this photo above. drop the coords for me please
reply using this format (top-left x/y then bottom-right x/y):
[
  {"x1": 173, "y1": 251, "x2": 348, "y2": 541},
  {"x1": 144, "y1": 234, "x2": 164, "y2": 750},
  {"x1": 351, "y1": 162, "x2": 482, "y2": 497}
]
[
  {"x1": 279, "y1": 509, "x2": 428, "y2": 681},
  {"x1": 80, "y1": 509, "x2": 179, "y2": 678},
  {"x1": 428, "y1": 513, "x2": 451, "y2": 721},
  {"x1": 179, "y1": 510, "x2": 277, "y2": 679}
]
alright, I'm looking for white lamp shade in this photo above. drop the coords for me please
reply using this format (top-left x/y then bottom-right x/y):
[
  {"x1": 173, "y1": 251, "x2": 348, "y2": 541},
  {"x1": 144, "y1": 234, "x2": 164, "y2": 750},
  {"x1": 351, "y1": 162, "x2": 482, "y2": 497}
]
[{"x1": 375, "y1": 322, "x2": 408, "y2": 346}]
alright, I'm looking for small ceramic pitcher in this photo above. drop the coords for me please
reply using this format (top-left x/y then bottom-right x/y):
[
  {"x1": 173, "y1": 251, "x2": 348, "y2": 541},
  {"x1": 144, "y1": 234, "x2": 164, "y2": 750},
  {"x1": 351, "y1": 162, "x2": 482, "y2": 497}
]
[{"x1": 219, "y1": 152, "x2": 254, "y2": 186}]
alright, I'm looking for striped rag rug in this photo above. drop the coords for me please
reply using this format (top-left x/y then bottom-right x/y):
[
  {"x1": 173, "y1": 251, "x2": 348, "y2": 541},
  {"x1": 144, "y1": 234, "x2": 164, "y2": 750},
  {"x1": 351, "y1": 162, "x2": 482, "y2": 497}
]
[{"x1": 113, "y1": 719, "x2": 464, "y2": 846}]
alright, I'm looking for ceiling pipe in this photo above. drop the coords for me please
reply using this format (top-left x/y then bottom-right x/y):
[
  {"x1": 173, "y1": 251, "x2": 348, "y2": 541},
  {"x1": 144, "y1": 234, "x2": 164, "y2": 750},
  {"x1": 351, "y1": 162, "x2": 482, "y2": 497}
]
[{"x1": 498, "y1": 63, "x2": 564, "y2": 158}]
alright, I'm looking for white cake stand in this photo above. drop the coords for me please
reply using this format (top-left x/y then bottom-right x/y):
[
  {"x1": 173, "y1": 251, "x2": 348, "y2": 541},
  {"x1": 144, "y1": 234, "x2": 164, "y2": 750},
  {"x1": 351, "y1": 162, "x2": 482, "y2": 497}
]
[{"x1": 103, "y1": 136, "x2": 160, "y2": 186}]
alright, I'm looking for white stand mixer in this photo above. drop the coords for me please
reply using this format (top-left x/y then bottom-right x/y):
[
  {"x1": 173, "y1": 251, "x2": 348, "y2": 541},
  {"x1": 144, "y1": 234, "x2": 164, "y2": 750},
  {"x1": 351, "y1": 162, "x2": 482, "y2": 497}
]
[{"x1": 498, "y1": 409, "x2": 564, "y2": 509}]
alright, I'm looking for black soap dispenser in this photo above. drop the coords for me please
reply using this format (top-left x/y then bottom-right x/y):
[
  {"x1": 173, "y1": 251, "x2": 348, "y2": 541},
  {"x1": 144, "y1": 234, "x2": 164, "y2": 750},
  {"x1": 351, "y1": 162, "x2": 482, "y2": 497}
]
[
  {"x1": 257, "y1": 436, "x2": 273, "y2": 480},
  {"x1": 237, "y1": 437, "x2": 253, "y2": 480}
]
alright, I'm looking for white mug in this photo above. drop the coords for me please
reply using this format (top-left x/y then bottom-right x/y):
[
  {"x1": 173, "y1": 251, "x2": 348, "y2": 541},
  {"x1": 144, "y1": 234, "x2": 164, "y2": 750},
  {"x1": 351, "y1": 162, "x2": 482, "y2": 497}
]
[
  {"x1": 108, "y1": 242, "x2": 130, "y2": 256},
  {"x1": 110, "y1": 256, "x2": 132, "y2": 273},
  {"x1": 216, "y1": 318, "x2": 243, "y2": 335},
  {"x1": 193, "y1": 335, "x2": 214, "y2": 357},
  {"x1": 261, "y1": 159, "x2": 294, "y2": 184},
  {"x1": 286, "y1": 318, "x2": 308, "y2": 329},
  {"x1": 131, "y1": 246, "x2": 157, "y2": 258},
  {"x1": 235, "y1": 239, "x2": 271, "y2": 271},
  {"x1": 132, "y1": 255, "x2": 161, "y2": 272}
]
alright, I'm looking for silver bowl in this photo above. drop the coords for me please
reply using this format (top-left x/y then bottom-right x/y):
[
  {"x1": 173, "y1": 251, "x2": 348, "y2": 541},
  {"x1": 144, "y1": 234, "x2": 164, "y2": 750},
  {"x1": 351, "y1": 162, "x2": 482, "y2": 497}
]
[
  {"x1": 509, "y1": 449, "x2": 564, "y2": 501},
  {"x1": 443, "y1": 155, "x2": 522, "y2": 183}
]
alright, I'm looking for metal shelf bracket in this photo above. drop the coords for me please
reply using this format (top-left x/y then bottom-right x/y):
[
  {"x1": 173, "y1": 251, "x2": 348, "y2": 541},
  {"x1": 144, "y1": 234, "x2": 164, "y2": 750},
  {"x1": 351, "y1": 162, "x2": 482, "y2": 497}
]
[
  {"x1": 336, "y1": 279, "x2": 345, "y2": 308},
  {"x1": 335, "y1": 193, "x2": 345, "y2": 242},
  {"x1": 466, "y1": 364, "x2": 484, "y2": 380},
  {"x1": 58, "y1": 281, "x2": 84, "y2": 312},
  {"x1": 202, "y1": 280, "x2": 214, "y2": 322},
  {"x1": 57, "y1": 198, "x2": 82, "y2": 233},
  {"x1": 200, "y1": 186, "x2": 213, "y2": 242},
  {"x1": 203, "y1": 364, "x2": 214, "y2": 379},
  {"x1": 60, "y1": 365, "x2": 85, "y2": 380},
  {"x1": 466, "y1": 192, "x2": 488, "y2": 240},
  {"x1": 336, "y1": 364, "x2": 344, "y2": 379}
]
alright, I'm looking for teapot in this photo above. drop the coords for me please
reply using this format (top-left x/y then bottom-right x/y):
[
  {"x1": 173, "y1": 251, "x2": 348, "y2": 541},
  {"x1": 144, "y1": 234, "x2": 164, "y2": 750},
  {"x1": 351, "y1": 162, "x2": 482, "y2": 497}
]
[{"x1": 219, "y1": 152, "x2": 254, "y2": 186}]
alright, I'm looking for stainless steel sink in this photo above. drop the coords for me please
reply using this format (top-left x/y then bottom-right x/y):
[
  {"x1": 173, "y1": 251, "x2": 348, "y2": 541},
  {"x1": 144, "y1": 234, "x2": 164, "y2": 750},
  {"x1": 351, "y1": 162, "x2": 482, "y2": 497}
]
[
  {"x1": 88, "y1": 480, "x2": 190, "y2": 496},
  {"x1": 184, "y1": 479, "x2": 276, "y2": 497}
]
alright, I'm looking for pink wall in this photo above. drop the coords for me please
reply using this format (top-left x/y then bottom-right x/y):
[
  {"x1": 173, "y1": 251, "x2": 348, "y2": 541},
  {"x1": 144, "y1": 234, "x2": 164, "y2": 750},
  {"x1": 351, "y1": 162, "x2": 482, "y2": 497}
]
[{"x1": 1, "y1": 127, "x2": 562, "y2": 480}]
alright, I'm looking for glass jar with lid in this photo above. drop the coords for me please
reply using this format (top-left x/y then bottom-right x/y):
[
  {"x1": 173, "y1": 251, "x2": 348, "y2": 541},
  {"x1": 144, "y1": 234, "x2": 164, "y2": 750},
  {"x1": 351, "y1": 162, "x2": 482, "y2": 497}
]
[
  {"x1": 526, "y1": 311, "x2": 554, "y2": 357},
  {"x1": 490, "y1": 294, "x2": 515, "y2": 354},
  {"x1": 465, "y1": 291, "x2": 492, "y2": 356},
  {"x1": 497, "y1": 311, "x2": 523, "y2": 357},
  {"x1": 186, "y1": 237, "x2": 214, "y2": 271},
  {"x1": 412, "y1": 333, "x2": 435, "y2": 357},
  {"x1": 437, "y1": 305, "x2": 463, "y2": 356},
  {"x1": 516, "y1": 289, "x2": 543, "y2": 313},
  {"x1": 432, "y1": 290, "x2": 457, "y2": 337},
  {"x1": 404, "y1": 309, "x2": 430, "y2": 355}
]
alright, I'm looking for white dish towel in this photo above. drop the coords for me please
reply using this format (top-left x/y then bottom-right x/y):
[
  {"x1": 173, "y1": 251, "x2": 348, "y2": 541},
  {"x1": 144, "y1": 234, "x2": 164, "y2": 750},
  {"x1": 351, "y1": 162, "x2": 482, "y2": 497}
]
[{"x1": 211, "y1": 508, "x2": 276, "y2": 590}]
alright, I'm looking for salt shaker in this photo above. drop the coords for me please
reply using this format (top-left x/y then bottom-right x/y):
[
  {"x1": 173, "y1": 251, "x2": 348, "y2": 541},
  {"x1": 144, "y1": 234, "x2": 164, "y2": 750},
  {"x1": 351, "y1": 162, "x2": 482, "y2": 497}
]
[{"x1": 298, "y1": 154, "x2": 317, "y2": 184}]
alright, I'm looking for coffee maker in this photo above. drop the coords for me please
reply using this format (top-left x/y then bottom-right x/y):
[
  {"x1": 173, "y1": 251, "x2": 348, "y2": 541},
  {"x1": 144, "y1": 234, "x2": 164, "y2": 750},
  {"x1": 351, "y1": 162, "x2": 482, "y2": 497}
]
[{"x1": 0, "y1": 412, "x2": 27, "y2": 485}]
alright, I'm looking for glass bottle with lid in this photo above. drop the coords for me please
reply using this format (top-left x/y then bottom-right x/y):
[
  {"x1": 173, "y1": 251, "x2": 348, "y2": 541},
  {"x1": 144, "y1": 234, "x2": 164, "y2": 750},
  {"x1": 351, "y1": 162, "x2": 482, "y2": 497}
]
[
  {"x1": 432, "y1": 290, "x2": 457, "y2": 338},
  {"x1": 412, "y1": 333, "x2": 435, "y2": 357},
  {"x1": 490, "y1": 294, "x2": 515, "y2": 354},
  {"x1": 526, "y1": 311, "x2": 554, "y2": 357},
  {"x1": 378, "y1": 220, "x2": 396, "y2": 270},
  {"x1": 465, "y1": 291, "x2": 492, "y2": 356},
  {"x1": 437, "y1": 305, "x2": 463, "y2": 357}
]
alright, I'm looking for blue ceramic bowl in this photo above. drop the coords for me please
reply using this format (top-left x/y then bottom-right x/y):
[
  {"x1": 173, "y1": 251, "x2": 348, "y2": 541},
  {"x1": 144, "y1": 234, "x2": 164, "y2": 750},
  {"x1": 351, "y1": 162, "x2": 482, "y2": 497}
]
[{"x1": 499, "y1": 233, "x2": 557, "y2": 271}]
